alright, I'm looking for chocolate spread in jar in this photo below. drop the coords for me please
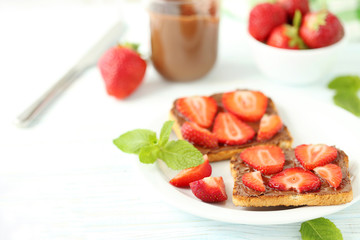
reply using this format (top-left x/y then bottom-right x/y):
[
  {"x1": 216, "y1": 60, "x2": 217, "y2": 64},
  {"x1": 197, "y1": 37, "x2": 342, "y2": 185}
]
[{"x1": 149, "y1": 0, "x2": 219, "y2": 81}]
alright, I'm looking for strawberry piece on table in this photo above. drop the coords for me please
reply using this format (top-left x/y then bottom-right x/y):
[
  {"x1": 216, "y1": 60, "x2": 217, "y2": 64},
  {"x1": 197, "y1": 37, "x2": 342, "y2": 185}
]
[
  {"x1": 169, "y1": 156, "x2": 212, "y2": 188},
  {"x1": 242, "y1": 171, "x2": 266, "y2": 192},
  {"x1": 98, "y1": 43, "x2": 147, "y2": 99},
  {"x1": 240, "y1": 145, "x2": 285, "y2": 174},
  {"x1": 222, "y1": 90, "x2": 268, "y2": 122},
  {"x1": 268, "y1": 167, "x2": 321, "y2": 193},
  {"x1": 277, "y1": 0, "x2": 310, "y2": 21},
  {"x1": 176, "y1": 96, "x2": 217, "y2": 128},
  {"x1": 212, "y1": 112, "x2": 255, "y2": 146},
  {"x1": 257, "y1": 114, "x2": 283, "y2": 141},
  {"x1": 248, "y1": 3, "x2": 287, "y2": 42},
  {"x1": 299, "y1": 10, "x2": 344, "y2": 48},
  {"x1": 190, "y1": 176, "x2": 228, "y2": 203},
  {"x1": 295, "y1": 144, "x2": 338, "y2": 170},
  {"x1": 314, "y1": 163, "x2": 342, "y2": 189},
  {"x1": 181, "y1": 122, "x2": 218, "y2": 148}
]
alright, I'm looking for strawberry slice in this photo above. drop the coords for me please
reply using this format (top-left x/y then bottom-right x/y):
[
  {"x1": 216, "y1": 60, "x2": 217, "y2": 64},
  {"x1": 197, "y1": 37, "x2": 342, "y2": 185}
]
[
  {"x1": 242, "y1": 171, "x2": 266, "y2": 192},
  {"x1": 176, "y1": 96, "x2": 217, "y2": 128},
  {"x1": 268, "y1": 167, "x2": 321, "y2": 193},
  {"x1": 189, "y1": 176, "x2": 228, "y2": 203},
  {"x1": 257, "y1": 114, "x2": 283, "y2": 141},
  {"x1": 222, "y1": 90, "x2": 268, "y2": 122},
  {"x1": 240, "y1": 145, "x2": 285, "y2": 174},
  {"x1": 295, "y1": 144, "x2": 338, "y2": 170},
  {"x1": 181, "y1": 122, "x2": 218, "y2": 148},
  {"x1": 314, "y1": 164, "x2": 342, "y2": 189},
  {"x1": 212, "y1": 112, "x2": 255, "y2": 146},
  {"x1": 169, "y1": 156, "x2": 212, "y2": 188}
]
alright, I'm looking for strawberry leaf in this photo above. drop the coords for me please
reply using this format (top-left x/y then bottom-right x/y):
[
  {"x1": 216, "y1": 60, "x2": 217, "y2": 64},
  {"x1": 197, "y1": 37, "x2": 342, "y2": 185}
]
[{"x1": 300, "y1": 217, "x2": 343, "y2": 240}]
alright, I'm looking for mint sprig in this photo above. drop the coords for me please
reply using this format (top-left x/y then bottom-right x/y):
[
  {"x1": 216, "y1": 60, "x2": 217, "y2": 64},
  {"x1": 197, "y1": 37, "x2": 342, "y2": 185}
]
[
  {"x1": 328, "y1": 75, "x2": 360, "y2": 117},
  {"x1": 113, "y1": 121, "x2": 204, "y2": 170},
  {"x1": 300, "y1": 217, "x2": 343, "y2": 240}
]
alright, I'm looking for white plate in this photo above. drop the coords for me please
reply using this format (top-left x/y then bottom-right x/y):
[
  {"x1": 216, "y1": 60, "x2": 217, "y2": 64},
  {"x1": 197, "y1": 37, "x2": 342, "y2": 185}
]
[{"x1": 138, "y1": 87, "x2": 360, "y2": 225}]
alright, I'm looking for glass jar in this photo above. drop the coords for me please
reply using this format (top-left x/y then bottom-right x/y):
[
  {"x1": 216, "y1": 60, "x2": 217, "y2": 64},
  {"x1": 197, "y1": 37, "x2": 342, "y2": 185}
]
[{"x1": 148, "y1": 0, "x2": 220, "y2": 82}]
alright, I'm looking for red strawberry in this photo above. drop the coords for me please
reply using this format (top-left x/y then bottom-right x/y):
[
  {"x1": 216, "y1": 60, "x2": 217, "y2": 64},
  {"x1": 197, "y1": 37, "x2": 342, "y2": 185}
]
[
  {"x1": 98, "y1": 43, "x2": 147, "y2": 99},
  {"x1": 299, "y1": 11, "x2": 344, "y2": 48},
  {"x1": 295, "y1": 144, "x2": 338, "y2": 170},
  {"x1": 181, "y1": 122, "x2": 218, "y2": 148},
  {"x1": 242, "y1": 171, "x2": 266, "y2": 192},
  {"x1": 212, "y1": 112, "x2": 255, "y2": 146},
  {"x1": 248, "y1": 3, "x2": 287, "y2": 42},
  {"x1": 176, "y1": 96, "x2": 217, "y2": 128},
  {"x1": 267, "y1": 24, "x2": 307, "y2": 49},
  {"x1": 257, "y1": 114, "x2": 283, "y2": 141},
  {"x1": 277, "y1": 0, "x2": 310, "y2": 21},
  {"x1": 314, "y1": 163, "x2": 342, "y2": 189},
  {"x1": 169, "y1": 156, "x2": 212, "y2": 188},
  {"x1": 189, "y1": 176, "x2": 228, "y2": 203},
  {"x1": 240, "y1": 145, "x2": 285, "y2": 174},
  {"x1": 268, "y1": 167, "x2": 321, "y2": 193},
  {"x1": 222, "y1": 90, "x2": 268, "y2": 122}
]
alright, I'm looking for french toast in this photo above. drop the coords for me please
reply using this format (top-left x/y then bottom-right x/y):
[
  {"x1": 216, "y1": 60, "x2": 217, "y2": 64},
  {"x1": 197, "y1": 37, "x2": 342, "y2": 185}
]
[
  {"x1": 230, "y1": 145, "x2": 353, "y2": 207},
  {"x1": 170, "y1": 90, "x2": 293, "y2": 162}
]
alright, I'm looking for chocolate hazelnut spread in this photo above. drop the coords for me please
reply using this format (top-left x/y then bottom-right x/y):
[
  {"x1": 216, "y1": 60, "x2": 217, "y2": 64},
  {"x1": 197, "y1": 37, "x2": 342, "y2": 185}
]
[
  {"x1": 170, "y1": 92, "x2": 293, "y2": 154},
  {"x1": 149, "y1": 0, "x2": 219, "y2": 81},
  {"x1": 231, "y1": 148, "x2": 352, "y2": 197}
]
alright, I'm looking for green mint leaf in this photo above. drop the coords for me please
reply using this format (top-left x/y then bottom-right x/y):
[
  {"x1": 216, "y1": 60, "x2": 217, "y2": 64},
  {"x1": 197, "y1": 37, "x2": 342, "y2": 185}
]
[
  {"x1": 328, "y1": 75, "x2": 360, "y2": 91},
  {"x1": 333, "y1": 91, "x2": 360, "y2": 117},
  {"x1": 139, "y1": 145, "x2": 160, "y2": 164},
  {"x1": 158, "y1": 140, "x2": 203, "y2": 170},
  {"x1": 113, "y1": 129, "x2": 157, "y2": 154},
  {"x1": 158, "y1": 121, "x2": 174, "y2": 147},
  {"x1": 300, "y1": 217, "x2": 343, "y2": 240}
]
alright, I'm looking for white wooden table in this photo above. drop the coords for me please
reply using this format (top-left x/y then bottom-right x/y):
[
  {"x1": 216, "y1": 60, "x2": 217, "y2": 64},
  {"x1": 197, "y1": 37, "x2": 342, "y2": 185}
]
[{"x1": 1, "y1": 2, "x2": 360, "y2": 239}]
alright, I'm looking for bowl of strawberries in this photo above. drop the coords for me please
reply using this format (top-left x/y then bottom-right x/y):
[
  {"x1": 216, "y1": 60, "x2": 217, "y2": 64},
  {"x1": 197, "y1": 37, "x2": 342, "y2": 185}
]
[{"x1": 247, "y1": 0, "x2": 347, "y2": 85}]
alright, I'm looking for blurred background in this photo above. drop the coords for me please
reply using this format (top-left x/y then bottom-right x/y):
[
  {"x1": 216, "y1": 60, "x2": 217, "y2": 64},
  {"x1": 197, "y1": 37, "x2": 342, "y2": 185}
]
[{"x1": 1, "y1": 0, "x2": 359, "y2": 41}]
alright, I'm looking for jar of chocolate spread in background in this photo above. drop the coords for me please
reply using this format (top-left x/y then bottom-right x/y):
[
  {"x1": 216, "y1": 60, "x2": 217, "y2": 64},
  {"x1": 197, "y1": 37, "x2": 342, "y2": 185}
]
[{"x1": 149, "y1": 0, "x2": 220, "y2": 82}]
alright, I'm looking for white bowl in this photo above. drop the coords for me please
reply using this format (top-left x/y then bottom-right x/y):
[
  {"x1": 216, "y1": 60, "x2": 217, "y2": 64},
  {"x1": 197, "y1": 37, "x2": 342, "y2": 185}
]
[{"x1": 247, "y1": 32, "x2": 347, "y2": 86}]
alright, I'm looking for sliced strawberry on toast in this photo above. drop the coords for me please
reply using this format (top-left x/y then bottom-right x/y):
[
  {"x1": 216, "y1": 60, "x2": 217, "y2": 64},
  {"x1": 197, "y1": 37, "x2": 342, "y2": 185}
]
[
  {"x1": 242, "y1": 171, "x2": 266, "y2": 192},
  {"x1": 257, "y1": 114, "x2": 283, "y2": 141},
  {"x1": 176, "y1": 96, "x2": 217, "y2": 128},
  {"x1": 181, "y1": 122, "x2": 218, "y2": 148},
  {"x1": 268, "y1": 167, "x2": 321, "y2": 193},
  {"x1": 295, "y1": 144, "x2": 338, "y2": 170},
  {"x1": 189, "y1": 176, "x2": 228, "y2": 203},
  {"x1": 212, "y1": 112, "x2": 255, "y2": 146},
  {"x1": 240, "y1": 145, "x2": 285, "y2": 174},
  {"x1": 169, "y1": 156, "x2": 212, "y2": 187},
  {"x1": 314, "y1": 163, "x2": 342, "y2": 189},
  {"x1": 222, "y1": 90, "x2": 268, "y2": 122}
]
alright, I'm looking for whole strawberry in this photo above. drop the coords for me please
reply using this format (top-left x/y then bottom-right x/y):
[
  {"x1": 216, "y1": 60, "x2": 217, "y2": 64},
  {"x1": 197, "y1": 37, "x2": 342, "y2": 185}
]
[
  {"x1": 98, "y1": 43, "x2": 147, "y2": 99},
  {"x1": 299, "y1": 11, "x2": 344, "y2": 48},
  {"x1": 267, "y1": 11, "x2": 307, "y2": 49},
  {"x1": 248, "y1": 3, "x2": 287, "y2": 42},
  {"x1": 277, "y1": 0, "x2": 309, "y2": 21}
]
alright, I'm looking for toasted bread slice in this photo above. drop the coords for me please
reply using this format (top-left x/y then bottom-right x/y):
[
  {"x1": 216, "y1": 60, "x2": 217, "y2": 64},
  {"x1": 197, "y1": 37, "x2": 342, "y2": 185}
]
[
  {"x1": 230, "y1": 147, "x2": 353, "y2": 207},
  {"x1": 170, "y1": 92, "x2": 293, "y2": 162}
]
